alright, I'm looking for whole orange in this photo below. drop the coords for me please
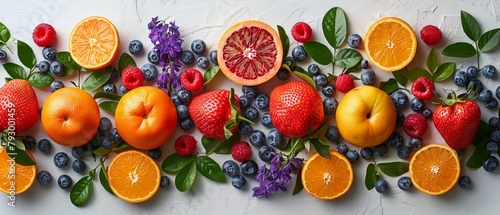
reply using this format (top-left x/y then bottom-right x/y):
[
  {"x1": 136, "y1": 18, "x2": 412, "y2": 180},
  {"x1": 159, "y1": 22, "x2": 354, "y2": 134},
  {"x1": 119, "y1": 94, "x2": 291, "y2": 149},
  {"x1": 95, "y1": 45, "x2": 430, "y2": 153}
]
[
  {"x1": 41, "y1": 87, "x2": 100, "y2": 147},
  {"x1": 336, "y1": 86, "x2": 396, "y2": 147},
  {"x1": 0, "y1": 79, "x2": 39, "y2": 134},
  {"x1": 115, "y1": 86, "x2": 177, "y2": 150}
]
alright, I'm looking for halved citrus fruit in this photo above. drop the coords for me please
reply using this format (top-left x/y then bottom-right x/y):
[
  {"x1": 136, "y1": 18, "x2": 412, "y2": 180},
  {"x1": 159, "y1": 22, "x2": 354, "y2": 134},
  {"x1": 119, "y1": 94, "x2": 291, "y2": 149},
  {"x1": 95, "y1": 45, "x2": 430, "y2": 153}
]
[
  {"x1": 0, "y1": 147, "x2": 36, "y2": 194},
  {"x1": 69, "y1": 16, "x2": 120, "y2": 70},
  {"x1": 409, "y1": 144, "x2": 460, "y2": 196},
  {"x1": 217, "y1": 20, "x2": 283, "y2": 86},
  {"x1": 364, "y1": 17, "x2": 417, "y2": 72},
  {"x1": 301, "y1": 149, "x2": 353, "y2": 200},
  {"x1": 107, "y1": 150, "x2": 161, "y2": 203}
]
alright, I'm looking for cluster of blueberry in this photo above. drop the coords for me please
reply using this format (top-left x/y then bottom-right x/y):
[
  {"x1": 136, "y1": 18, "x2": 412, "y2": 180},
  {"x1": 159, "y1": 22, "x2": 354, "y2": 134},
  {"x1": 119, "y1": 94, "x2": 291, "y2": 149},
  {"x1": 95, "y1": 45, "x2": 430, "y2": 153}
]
[
  {"x1": 453, "y1": 65, "x2": 499, "y2": 109},
  {"x1": 0, "y1": 49, "x2": 7, "y2": 61},
  {"x1": 179, "y1": 39, "x2": 217, "y2": 69},
  {"x1": 222, "y1": 159, "x2": 259, "y2": 189}
]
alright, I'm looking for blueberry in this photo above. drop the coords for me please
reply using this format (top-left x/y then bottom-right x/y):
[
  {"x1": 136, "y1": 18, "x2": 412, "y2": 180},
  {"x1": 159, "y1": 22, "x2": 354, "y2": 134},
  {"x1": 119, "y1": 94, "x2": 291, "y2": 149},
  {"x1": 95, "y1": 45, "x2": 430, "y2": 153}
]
[
  {"x1": 346, "y1": 150, "x2": 360, "y2": 163},
  {"x1": 244, "y1": 106, "x2": 259, "y2": 122},
  {"x1": 49, "y1": 60, "x2": 65, "y2": 76},
  {"x1": 485, "y1": 98, "x2": 498, "y2": 109},
  {"x1": 361, "y1": 59, "x2": 369, "y2": 69},
  {"x1": 322, "y1": 83, "x2": 335, "y2": 97},
  {"x1": 325, "y1": 126, "x2": 340, "y2": 142},
  {"x1": 486, "y1": 141, "x2": 498, "y2": 153},
  {"x1": 283, "y1": 56, "x2": 296, "y2": 69},
  {"x1": 267, "y1": 129, "x2": 284, "y2": 147},
  {"x1": 398, "y1": 176, "x2": 412, "y2": 191},
  {"x1": 239, "y1": 95, "x2": 250, "y2": 109},
  {"x1": 148, "y1": 148, "x2": 162, "y2": 160},
  {"x1": 180, "y1": 50, "x2": 195, "y2": 65},
  {"x1": 360, "y1": 148, "x2": 374, "y2": 160},
  {"x1": 323, "y1": 97, "x2": 339, "y2": 115},
  {"x1": 179, "y1": 118, "x2": 194, "y2": 131},
  {"x1": 72, "y1": 159, "x2": 86, "y2": 173},
  {"x1": 489, "y1": 117, "x2": 500, "y2": 128},
  {"x1": 490, "y1": 130, "x2": 500, "y2": 143},
  {"x1": 291, "y1": 45, "x2": 307, "y2": 62},
  {"x1": 496, "y1": 86, "x2": 500, "y2": 100},
  {"x1": 191, "y1": 39, "x2": 206, "y2": 55},
  {"x1": 128, "y1": 40, "x2": 143, "y2": 55},
  {"x1": 141, "y1": 63, "x2": 158, "y2": 81},
  {"x1": 347, "y1": 34, "x2": 362, "y2": 48},
  {"x1": 248, "y1": 130, "x2": 266, "y2": 147},
  {"x1": 160, "y1": 176, "x2": 170, "y2": 188},
  {"x1": 101, "y1": 137, "x2": 113, "y2": 149},
  {"x1": 42, "y1": 46, "x2": 57, "y2": 61},
  {"x1": 99, "y1": 117, "x2": 112, "y2": 133},
  {"x1": 421, "y1": 108, "x2": 433, "y2": 119},
  {"x1": 50, "y1": 80, "x2": 64, "y2": 92},
  {"x1": 232, "y1": 175, "x2": 246, "y2": 189},
  {"x1": 360, "y1": 69, "x2": 375, "y2": 85},
  {"x1": 336, "y1": 143, "x2": 348, "y2": 155},
  {"x1": 408, "y1": 137, "x2": 423, "y2": 150},
  {"x1": 148, "y1": 49, "x2": 160, "y2": 64},
  {"x1": 118, "y1": 83, "x2": 128, "y2": 96},
  {"x1": 170, "y1": 93, "x2": 182, "y2": 106},
  {"x1": 21, "y1": 136, "x2": 36, "y2": 149},
  {"x1": 375, "y1": 179, "x2": 389, "y2": 193},
  {"x1": 276, "y1": 68, "x2": 289, "y2": 81},
  {"x1": 396, "y1": 111, "x2": 405, "y2": 127},
  {"x1": 410, "y1": 98, "x2": 424, "y2": 112},
  {"x1": 53, "y1": 152, "x2": 70, "y2": 168},
  {"x1": 37, "y1": 139, "x2": 52, "y2": 153},
  {"x1": 453, "y1": 70, "x2": 468, "y2": 87},
  {"x1": 71, "y1": 146, "x2": 85, "y2": 159},
  {"x1": 482, "y1": 156, "x2": 499, "y2": 172},
  {"x1": 307, "y1": 64, "x2": 320, "y2": 76},
  {"x1": 479, "y1": 89, "x2": 493, "y2": 102},
  {"x1": 110, "y1": 128, "x2": 122, "y2": 143},
  {"x1": 385, "y1": 132, "x2": 404, "y2": 149},
  {"x1": 197, "y1": 56, "x2": 209, "y2": 69},
  {"x1": 209, "y1": 50, "x2": 218, "y2": 65},
  {"x1": 481, "y1": 65, "x2": 497, "y2": 79},
  {"x1": 390, "y1": 90, "x2": 408, "y2": 109},
  {"x1": 242, "y1": 86, "x2": 257, "y2": 99},
  {"x1": 240, "y1": 160, "x2": 258, "y2": 178},
  {"x1": 58, "y1": 174, "x2": 73, "y2": 190},
  {"x1": 108, "y1": 68, "x2": 119, "y2": 82},
  {"x1": 0, "y1": 49, "x2": 6, "y2": 61},
  {"x1": 259, "y1": 145, "x2": 275, "y2": 162},
  {"x1": 466, "y1": 66, "x2": 478, "y2": 78},
  {"x1": 254, "y1": 93, "x2": 270, "y2": 110},
  {"x1": 102, "y1": 82, "x2": 116, "y2": 94},
  {"x1": 37, "y1": 170, "x2": 52, "y2": 186},
  {"x1": 458, "y1": 175, "x2": 471, "y2": 189},
  {"x1": 397, "y1": 146, "x2": 412, "y2": 159},
  {"x1": 238, "y1": 121, "x2": 253, "y2": 135},
  {"x1": 176, "y1": 88, "x2": 192, "y2": 104},
  {"x1": 314, "y1": 73, "x2": 328, "y2": 87},
  {"x1": 373, "y1": 144, "x2": 388, "y2": 157},
  {"x1": 222, "y1": 160, "x2": 240, "y2": 177},
  {"x1": 176, "y1": 104, "x2": 189, "y2": 120},
  {"x1": 38, "y1": 61, "x2": 50, "y2": 72}
]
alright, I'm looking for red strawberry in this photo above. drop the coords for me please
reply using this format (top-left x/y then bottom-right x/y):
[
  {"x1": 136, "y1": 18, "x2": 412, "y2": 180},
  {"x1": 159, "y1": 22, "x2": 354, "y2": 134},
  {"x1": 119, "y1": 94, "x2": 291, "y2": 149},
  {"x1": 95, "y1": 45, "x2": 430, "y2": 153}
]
[
  {"x1": 403, "y1": 113, "x2": 427, "y2": 137},
  {"x1": 231, "y1": 141, "x2": 252, "y2": 162},
  {"x1": 180, "y1": 69, "x2": 203, "y2": 91},
  {"x1": 291, "y1": 22, "x2": 313, "y2": 43},
  {"x1": 32, "y1": 23, "x2": 57, "y2": 47},
  {"x1": 335, "y1": 74, "x2": 355, "y2": 93},
  {"x1": 433, "y1": 92, "x2": 481, "y2": 150},
  {"x1": 270, "y1": 81, "x2": 324, "y2": 138},
  {"x1": 411, "y1": 76, "x2": 435, "y2": 100},
  {"x1": 420, "y1": 25, "x2": 442, "y2": 46},
  {"x1": 0, "y1": 79, "x2": 39, "y2": 134},
  {"x1": 121, "y1": 66, "x2": 144, "y2": 90},
  {"x1": 175, "y1": 134, "x2": 197, "y2": 156}
]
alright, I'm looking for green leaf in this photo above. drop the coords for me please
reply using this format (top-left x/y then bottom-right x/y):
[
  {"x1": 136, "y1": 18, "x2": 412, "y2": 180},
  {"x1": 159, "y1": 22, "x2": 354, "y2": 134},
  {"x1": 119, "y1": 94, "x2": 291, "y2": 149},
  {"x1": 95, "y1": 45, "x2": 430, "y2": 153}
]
[
  {"x1": 277, "y1": 25, "x2": 290, "y2": 57},
  {"x1": 5, "y1": 77, "x2": 13, "y2": 83},
  {"x1": 203, "y1": 66, "x2": 220, "y2": 86},
  {"x1": 201, "y1": 136, "x2": 215, "y2": 153},
  {"x1": 196, "y1": 156, "x2": 226, "y2": 183},
  {"x1": 175, "y1": 160, "x2": 197, "y2": 192},
  {"x1": 322, "y1": 7, "x2": 347, "y2": 49},
  {"x1": 93, "y1": 91, "x2": 122, "y2": 101},
  {"x1": 3, "y1": 62, "x2": 27, "y2": 80},
  {"x1": 82, "y1": 67, "x2": 112, "y2": 91},
  {"x1": 472, "y1": 120, "x2": 494, "y2": 146},
  {"x1": 17, "y1": 40, "x2": 36, "y2": 69},
  {"x1": 478, "y1": 28, "x2": 500, "y2": 53},
  {"x1": 292, "y1": 66, "x2": 316, "y2": 89},
  {"x1": 442, "y1": 42, "x2": 477, "y2": 58},
  {"x1": 118, "y1": 53, "x2": 136, "y2": 75},
  {"x1": 467, "y1": 139, "x2": 491, "y2": 168},
  {"x1": 310, "y1": 138, "x2": 330, "y2": 159},
  {"x1": 56, "y1": 51, "x2": 79, "y2": 76},
  {"x1": 377, "y1": 162, "x2": 409, "y2": 177},
  {"x1": 70, "y1": 175, "x2": 94, "y2": 206},
  {"x1": 112, "y1": 141, "x2": 129, "y2": 151},
  {"x1": 98, "y1": 101, "x2": 117, "y2": 115},
  {"x1": 426, "y1": 48, "x2": 439, "y2": 73},
  {"x1": 205, "y1": 133, "x2": 241, "y2": 155},
  {"x1": 392, "y1": 70, "x2": 408, "y2": 87},
  {"x1": 99, "y1": 167, "x2": 114, "y2": 195},
  {"x1": 432, "y1": 62, "x2": 456, "y2": 82},
  {"x1": 6, "y1": 142, "x2": 36, "y2": 166},
  {"x1": 460, "y1": 10, "x2": 481, "y2": 41},
  {"x1": 303, "y1": 41, "x2": 333, "y2": 65},
  {"x1": 334, "y1": 48, "x2": 362, "y2": 69},
  {"x1": 93, "y1": 147, "x2": 112, "y2": 156},
  {"x1": 365, "y1": 163, "x2": 379, "y2": 190},
  {"x1": 292, "y1": 169, "x2": 303, "y2": 195},
  {"x1": 28, "y1": 72, "x2": 54, "y2": 87},
  {"x1": 161, "y1": 153, "x2": 196, "y2": 174},
  {"x1": 379, "y1": 78, "x2": 399, "y2": 94},
  {"x1": 398, "y1": 68, "x2": 432, "y2": 82},
  {"x1": 0, "y1": 22, "x2": 11, "y2": 43}
]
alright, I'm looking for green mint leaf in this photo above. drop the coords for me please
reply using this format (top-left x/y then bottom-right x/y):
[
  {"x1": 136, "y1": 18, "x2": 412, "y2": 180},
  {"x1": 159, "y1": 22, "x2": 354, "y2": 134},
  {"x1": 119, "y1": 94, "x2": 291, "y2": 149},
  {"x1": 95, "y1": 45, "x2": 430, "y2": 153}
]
[
  {"x1": 377, "y1": 162, "x2": 409, "y2": 177},
  {"x1": 426, "y1": 48, "x2": 439, "y2": 73},
  {"x1": 6, "y1": 140, "x2": 36, "y2": 166},
  {"x1": 292, "y1": 169, "x2": 303, "y2": 195},
  {"x1": 56, "y1": 51, "x2": 80, "y2": 77},
  {"x1": 17, "y1": 40, "x2": 36, "y2": 69},
  {"x1": 460, "y1": 10, "x2": 481, "y2": 41},
  {"x1": 432, "y1": 62, "x2": 456, "y2": 82},
  {"x1": 478, "y1": 28, "x2": 500, "y2": 53},
  {"x1": 472, "y1": 120, "x2": 493, "y2": 147},
  {"x1": 98, "y1": 101, "x2": 117, "y2": 115},
  {"x1": 28, "y1": 72, "x2": 54, "y2": 88},
  {"x1": 322, "y1": 7, "x2": 347, "y2": 49},
  {"x1": 70, "y1": 175, "x2": 94, "y2": 206},
  {"x1": 161, "y1": 153, "x2": 196, "y2": 174},
  {"x1": 292, "y1": 66, "x2": 317, "y2": 89},
  {"x1": 310, "y1": 138, "x2": 330, "y2": 159},
  {"x1": 277, "y1": 25, "x2": 290, "y2": 57},
  {"x1": 93, "y1": 91, "x2": 122, "y2": 101},
  {"x1": 334, "y1": 48, "x2": 362, "y2": 69},
  {"x1": 196, "y1": 156, "x2": 226, "y2": 183},
  {"x1": 175, "y1": 160, "x2": 197, "y2": 192},
  {"x1": 392, "y1": 69, "x2": 408, "y2": 87},
  {"x1": 365, "y1": 163, "x2": 379, "y2": 190},
  {"x1": 303, "y1": 41, "x2": 333, "y2": 65},
  {"x1": 442, "y1": 42, "x2": 477, "y2": 58},
  {"x1": 379, "y1": 78, "x2": 399, "y2": 94},
  {"x1": 0, "y1": 22, "x2": 11, "y2": 43},
  {"x1": 203, "y1": 66, "x2": 220, "y2": 86},
  {"x1": 118, "y1": 53, "x2": 136, "y2": 75},
  {"x1": 99, "y1": 167, "x2": 114, "y2": 195},
  {"x1": 3, "y1": 62, "x2": 27, "y2": 80},
  {"x1": 82, "y1": 66, "x2": 112, "y2": 91},
  {"x1": 467, "y1": 139, "x2": 491, "y2": 168}
]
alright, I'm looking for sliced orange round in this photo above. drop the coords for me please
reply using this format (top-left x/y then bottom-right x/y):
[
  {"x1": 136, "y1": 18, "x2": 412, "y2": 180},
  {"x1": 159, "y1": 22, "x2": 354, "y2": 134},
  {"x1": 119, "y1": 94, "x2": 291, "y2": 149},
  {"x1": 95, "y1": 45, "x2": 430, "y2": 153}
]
[
  {"x1": 301, "y1": 149, "x2": 353, "y2": 200},
  {"x1": 69, "y1": 16, "x2": 120, "y2": 70},
  {"x1": 0, "y1": 147, "x2": 36, "y2": 194},
  {"x1": 364, "y1": 17, "x2": 417, "y2": 72},
  {"x1": 107, "y1": 150, "x2": 161, "y2": 203},
  {"x1": 217, "y1": 20, "x2": 283, "y2": 86},
  {"x1": 409, "y1": 144, "x2": 460, "y2": 196}
]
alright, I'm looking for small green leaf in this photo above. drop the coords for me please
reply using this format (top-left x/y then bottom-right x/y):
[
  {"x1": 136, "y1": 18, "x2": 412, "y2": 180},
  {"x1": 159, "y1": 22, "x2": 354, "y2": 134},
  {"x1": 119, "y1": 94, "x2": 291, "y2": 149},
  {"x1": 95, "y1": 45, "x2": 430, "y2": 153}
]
[
  {"x1": 5, "y1": 77, "x2": 13, "y2": 83},
  {"x1": 175, "y1": 160, "x2": 197, "y2": 192},
  {"x1": 379, "y1": 78, "x2": 399, "y2": 94},
  {"x1": 207, "y1": 133, "x2": 241, "y2": 155},
  {"x1": 467, "y1": 139, "x2": 491, "y2": 168},
  {"x1": 322, "y1": 7, "x2": 347, "y2": 49},
  {"x1": 196, "y1": 156, "x2": 226, "y2": 183},
  {"x1": 3, "y1": 62, "x2": 27, "y2": 80},
  {"x1": 82, "y1": 67, "x2": 112, "y2": 91},
  {"x1": 292, "y1": 66, "x2": 316, "y2": 89},
  {"x1": 99, "y1": 167, "x2": 114, "y2": 195},
  {"x1": 98, "y1": 101, "x2": 117, "y2": 115},
  {"x1": 70, "y1": 175, "x2": 94, "y2": 206},
  {"x1": 292, "y1": 169, "x2": 303, "y2": 195},
  {"x1": 392, "y1": 70, "x2": 408, "y2": 87},
  {"x1": 0, "y1": 22, "x2": 11, "y2": 43},
  {"x1": 478, "y1": 28, "x2": 500, "y2": 53},
  {"x1": 279, "y1": 139, "x2": 293, "y2": 154},
  {"x1": 17, "y1": 40, "x2": 36, "y2": 69},
  {"x1": 201, "y1": 136, "x2": 215, "y2": 153},
  {"x1": 426, "y1": 48, "x2": 439, "y2": 73},
  {"x1": 334, "y1": 48, "x2": 362, "y2": 69},
  {"x1": 161, "y1": 153, "x2": 196, "y2": 174},
  {"x1": 303, "y1": 41, "x2": 333, "y2": 65},
  {"x1": 377, "y1": 162, "x2": 409, "y2": 177},
  {"x1": 442, "y1": 42, "x2": 477, "y2": 58},
  {"x1": 118, "y1": 53, "x2": 136, "y2": 75},
  {"x1": 6, "y1": 142, "x2": 36, "y2": 166},
  {"x1": 56, "y1": 52, "x2": 79, "y2": 76},
  {"x1": 398, "y1": 68, "x2": 432, "y2": 82},
  {"x1": 93, "y1": 91, "x2": 122, "y2": 101},
  {"x1": 203, "y1": 66, "x2": 220, "y2": 86},
  {"x1": 310, "y1": 138, "x2": 330, "y2": 159},
  {"x1": 277, "y1": 25, "x2": 290, "y2": 57},
  {"x1": 472, "y1": 120, "x2": 494, "y2": 146},
  {"x1": 432, "y1": 62, "x2": 456, "y2": 82},
  {"x1": 460, "y1": 10, "x2": 481, "y2": 41},
  {"x1": 28, "y1": 72, "x2": 54, "y2": 87},
  {"x1": 365, "y1": 163, "x2": 379, "y2": 190},
  {"x1": 93, "y1": 147, "x2": 112, "y2": 156}
]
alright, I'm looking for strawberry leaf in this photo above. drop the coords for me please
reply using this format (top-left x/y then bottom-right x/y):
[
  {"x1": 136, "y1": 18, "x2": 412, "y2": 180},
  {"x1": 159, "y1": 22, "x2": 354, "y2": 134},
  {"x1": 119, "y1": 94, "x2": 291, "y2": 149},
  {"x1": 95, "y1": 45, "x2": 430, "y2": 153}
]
[
  {"x1": 432, "y1": 62, "x2": 456, "y2": 82},
  {"x1": 3, "y1": 62, "x2": 27, "y2": 80},
  {"x1": 377, "y1": 162, "x2": 409, "y2": 176},
  {"x1": 461, "y1": 10, "x2": 481, "y2": 41},
  {"x1": 478, "y1": 28, "x2": 500, "y2": 53},
  {"x1": 0, "y1": 22, "x2": 11, "y2": 43},
  {"x1": 196, "y1": 156, "x2": 226, "y2": 183},
  {"x1": 365, "y1": 163, "x2": 379, "y2": 190},
  {"x1": 442, "y1": 42, "x2": 477, "y2": 58},
  {"x1": 303, "y1": 41, "x2": 333, "y2": 65},
  {"x1": 175, "y1": 160, "x2": 197, "y2": 192},
  {"x1": 161, "y1": 153, "x2": 195, "y2": 174},
  {"x1": 277, "y1": 25, "x2": 290, "y2": 57},
  {"x1": 322, "y1": 7, "x2": 346, "y2": 49},
  {"x1": 426, "y1": 48, "x2": 439, "y2": 73},
  {"x1": 17, "y1": 40, "x2": 36, "y2": 69}
]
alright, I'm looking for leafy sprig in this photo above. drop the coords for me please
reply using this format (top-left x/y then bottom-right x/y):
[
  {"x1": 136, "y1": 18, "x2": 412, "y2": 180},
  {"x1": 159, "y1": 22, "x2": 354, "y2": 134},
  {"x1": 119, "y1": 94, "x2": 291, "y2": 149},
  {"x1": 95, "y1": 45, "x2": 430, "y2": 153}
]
[{"x1": 365, "y1": 161, "x2": 409, "y2": 190}]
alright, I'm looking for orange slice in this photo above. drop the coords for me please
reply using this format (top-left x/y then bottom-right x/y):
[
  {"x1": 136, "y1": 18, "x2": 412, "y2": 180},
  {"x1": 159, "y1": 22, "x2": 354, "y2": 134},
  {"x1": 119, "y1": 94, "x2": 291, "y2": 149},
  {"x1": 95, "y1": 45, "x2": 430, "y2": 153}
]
[
  {"x1": 364, "y1": 17, "x2": 417, "y2": 72},
  {"x1": 69, "y1": 16, "x2": 120, "y2": 70},
  {"x1": 0, "y1": 147, "x2": 36, "y2": 194},
  {"x1": 409, "y1": 144, "x2": 460, "y2": 196},
  {"x1": 107, "y1": 150, "x2": 161, "y2": 203},
  {"x1": 301, "y1": 149, "x2": 353, "y2": 200},
  {"x1": 217, "y1": 20, "x2": 283, "y2": 86}
]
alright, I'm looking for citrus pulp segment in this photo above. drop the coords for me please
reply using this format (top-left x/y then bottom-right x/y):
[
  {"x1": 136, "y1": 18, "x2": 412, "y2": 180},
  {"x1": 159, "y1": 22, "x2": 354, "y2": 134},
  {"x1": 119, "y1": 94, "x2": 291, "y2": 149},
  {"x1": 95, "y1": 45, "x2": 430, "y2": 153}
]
[{"x1": 0, "y1": 147, "x2": 36, "y2": 194}]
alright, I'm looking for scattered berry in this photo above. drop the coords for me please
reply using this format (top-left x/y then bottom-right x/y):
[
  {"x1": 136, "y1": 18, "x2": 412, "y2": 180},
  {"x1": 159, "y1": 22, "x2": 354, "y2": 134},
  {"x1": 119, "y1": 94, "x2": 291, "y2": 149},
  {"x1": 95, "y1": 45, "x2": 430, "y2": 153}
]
[
  {"x1": 403, "y1": 113, "x2": 428, "y2": 137},
  {"x1": 128, "y1": 40, "x2": 143, "y2": 55},
  {"x1": 248, "y1": 130, "x2": 266, "y2": 147},
  {"x1": 385, "y1": 131, "x2": 404, "y2": 149},
  {"x1": 490, "y1": 130, "x2": 500, "y2": 143},
  {"x1": 58, "y1": 174, "x2": 72, "y2": 190},
  {"x1": 323, "y1": 97, "x2": 338, "y2": 115},
  {"x1": 398, "y1": 176, "x2": 412, "y2": 191},
  {"x1": 108, "y1": 68, "x2": 119, "y2": 82},
  {"x1": 240, "y1": 159, "x2": 258, "y2": 177},
  {"x1": 485, "y1": 98, "x2": 498, "y2": 109},
  {"x1": 222, "y1": 160, "x2": 240, "y2": 177},
  {"x1": 479, "y1": 89, "x2": 493, "y2": 102},
  {"x1": 176, "y1": 104, "x2": 189, "y2": 120},
  {"x1": 197, "y1": 56, "x2": 209, "y2": 69},
  {"x1": 335, "y1": 74, "x2": 355, "y2": 93},
  {"x1": 420, "y1": 25, "x2": 442, "y2": 45},
  {"x1": 373, "y1": 144, "x2": 388, "y2": 157},
  {"x1": 101, "y1": 137, "x2": 113, "y2": 149},
  {"x1": 53, "y1": 152, "x2": 69, "y2": 168},
  {"x1": 291, "y1": 22, "x2": 312, "y2": 43},
  {"x1": 267, "y1": 129, "x2": 284, "y2": 147},
  {"x1": 314, "y1": 73, "x2": 328, "y2": 86},
  {"x1": 141, "y1": 64, "x2": 158, "y2": 81},
  {"x1": 179, "y1": 118, "x2": 194, "y2": 131},
  {"x1": 239, "y1": 95, "x2": 250, "y2": 109},
  {"x1": 496, "y1": 86, "x2": 500, "y2": 100},
  {"x1": 345, "y1": 150, "x2": 360, "y2": 163},
  {"x1": 466, "y1": 66, "x2": 478, "y2": 78},
  {"x1": 160, "y1": 176, "x2": 170, "y2": 188},
  {"x1": 347, "y1": 34, "x2": 362, "y2": 48},
  {"x1": 361, "y1": 59, "x2": 369, "y2": 69},
  {"x1": 397, "y1": 145, "x2": 412, "y2": 159},
  {"x1": 180, "y1": 50, "x2": 195, "y2": 64},
  {"x1": 458, "y1": 175, "x2": 471, "y2": 189},
  {"x1": 283, "y1": 56, "x2": 296, "y2": 68},
  {"x1": 396, "y1": 111, "x2": 405, "y2": 127},
  {"x1": 481, "y1": 65, "x2": 496, "y2": 79},
  {"x1": 118, "y1": 83, "x2": 128, "y2": 96},
  {"x1": 482, "y1": 156, "x2": 499, "y2": 172},
  {"x1": 72, "y1": 159, "x2": 86, "y2": 173},
  {"x1": 232, "y1": 175, "x2": 247, "y2": 189},
  {"x1": 322, "y1": 83, "x2": 335, "y2": 97},
  {"x1": 50, "y1": 80, "x2": 64, "y2": 92},
  {"x1": 102, "y1": 82, "x2": 116, "y2": 94},
  {"x1": 410, "y1": 98, "x2": 424, "y2": 112},
  {"x1": 37, "y1": 170, "x2": 52, "y2": 186},
  {"x1": 360, "y1": 69, "x2": 375, "y2": 85},
  {"x1": 176, "y1": 87, "x2": 192, "y2": 104},
  {"x1": 337, "y1": 143, "x2": 349, "y2": 155},
  {"x1": 148, "y1": 49, "x2": 160, "y2": 64},
  {"x1": 242, "y1": 86, "x2": 257, "y2": 99},
  {"x1": 32, "y1": 23, "x2": 56, "y2": 47},
  {"x1": 180, "y1": 69, "x2": 203, "y2": 91},
  {"x1": 191, "y1": 39, "x2": 206, "y2": 55},
  {"x1": 258, "y1": 145, "x2": 275, "y2": 162},
  {"x1": 453, "y1": 70, "x2": 468, "y2": 87},
  {"x1": 390, "y1": 90, "x2": 409, "y2": 109},
  {"x1": 325, "y1": 126, "x2": 340, "y2": 142},
  {"x1": 489, "y1": 117, "x2": 500, "y2": 128},
  {"x1": 254, "y1": 93, "x2": 270, "y2": 110},
  {"x1": 422, "y1": 108, "x2": 433, "y2": 119},
  {"x1": 42, "y1": 46, "x2": 57, "y2": 61},
  {"x1": 276, "y1": 68, "x2": 289, "y2": 81},
  {"x1": 360, "y1": 148, "x2": 374, "y2": 160},
  {"x1": 308, "y1": 64, "x2": 320, "y2": 76},
  {"x1": 291, "y1": 45, "x2": 307, "y2": 62},
  {"x1": 38, "y1": 61, "x2": 50, "y2": 72},
  {"x1": 244, "y1": 106, "x2": 259, "y2": 122},
  {"x1": 37, "y1": 139, "x2": 52, "y2": 153},
  {"x1": 486, "y1": 141, "x2": 498, "y2": 153},
  {"x1": 408, "y1": 137, "x2": 423, "y2": 150},
  {"x1": 238, "y1": 121, "x2": 253, "y2": 135},
  {"x1": 375, "y1": 179, "x2": 389, "y2": 193},
  {"x1": 260, "y1": 112, "x2": 273, "y2": 128},
  {"x1": 49, "y1": 60, "x2": 65, "y2": 76},
  {"x1": 231, "y1": 141, "x2": 252, "y2": 162},
  {"x1": 174, "y1": 135, "x2": 197, "y2": 156},
  {"x1": 0, "y1": 49, "x2": 6, "y2": 61},
  {"x1": 71, "y1": 146, "x2": 85, "y2": 159},
  {"x1": 148, "y1": 148, "x2": 162, "y2": 160},
  {"x1": 209, "y1": 50, "x2": 218, "y2": 65},
  {"x1": 110, "y1": 128, "x2": 122, "y2": 142},
  {"x1": 99, "y1": 117, "x2": 112, "y2": 133},
  {"x1": 411, "y1": 76, "x2": 435, "y2": 100},
  {"x1": 121, "y1": 66, "x2": 144, "y2": 90},
  {"x1": 170, "y1": 93, "x2": 182, "y2": 106}
]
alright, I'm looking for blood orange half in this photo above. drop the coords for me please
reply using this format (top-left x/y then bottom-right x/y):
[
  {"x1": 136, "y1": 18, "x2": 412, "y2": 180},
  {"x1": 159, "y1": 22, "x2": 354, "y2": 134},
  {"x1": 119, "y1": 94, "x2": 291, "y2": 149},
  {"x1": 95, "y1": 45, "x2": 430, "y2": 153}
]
[{"x1": 217, "y1": 20, "x2": 283, "y2": 86}]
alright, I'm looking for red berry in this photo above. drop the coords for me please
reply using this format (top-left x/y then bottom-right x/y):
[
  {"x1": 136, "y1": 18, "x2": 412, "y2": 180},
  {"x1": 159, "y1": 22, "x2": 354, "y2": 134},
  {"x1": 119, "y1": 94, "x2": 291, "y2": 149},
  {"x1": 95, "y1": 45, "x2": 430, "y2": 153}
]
[
  {"x1": 291, "y1": 22, "x2": 312, "y2": 43},
  {"x1": 420, "y1": 25, "x2": 442, "y2": 45},
  {"x1": 411, "y1": 76, "x2": 435, "y2": 100},
  {"x1": 32, "y1": 23, "x2": 57, "y2": 47},
  {"x1": 403, "y1": 113, "x2": 428, "y2": 138},
  {"x1": 335, "y1": 74, "x2": 355, "y2": 93},
  {"x1": 231, "y1": 141, "x2": 252, "y2": 162},
  {"x1": 174, "y1": 135, "x2": 197, "y2": 156},
  {"x1": 121, "y1": 66, "x2": 144, "y2": 90},
  {"x1": 180, "y1": 69, "x2": 204, "y2": 91}
]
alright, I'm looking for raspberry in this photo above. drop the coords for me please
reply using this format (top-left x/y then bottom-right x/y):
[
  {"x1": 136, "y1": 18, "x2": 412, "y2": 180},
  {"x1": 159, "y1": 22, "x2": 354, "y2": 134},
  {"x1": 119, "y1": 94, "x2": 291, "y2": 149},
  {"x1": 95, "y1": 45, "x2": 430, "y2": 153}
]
[
  {"x1": 32, "y1": 23, "x2": 57, "y2": 47},
  {"x1": 291, "y1": 22, "x2": 312, "y2": 43},
  {"x1": 180, "y1": 69, "x2": 204, "y2": 91},
  {"x1": 411, "y1": 76, "x2": 435, "y2": 100},
  {"x1": 231, "y1": 141, "x2": 252, "y2": 162},
  {"x1": 420, "y1": 25, "x2": 442, "y2": 46},
  {"x1": 335, "y1": 74, "x2": 355, "y2": 93},
  {"x1": 403, "y1": 113, "x2": 428, "y2": 138},
  {"x1": 121, "y1": 66, "x2": 144, "y2": 90},
  {"x1": 174, "y1": 135, "x2": 197, "y2": 156}
]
